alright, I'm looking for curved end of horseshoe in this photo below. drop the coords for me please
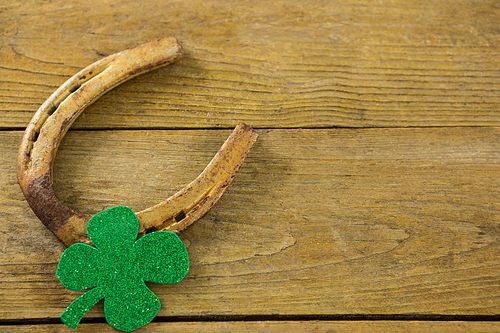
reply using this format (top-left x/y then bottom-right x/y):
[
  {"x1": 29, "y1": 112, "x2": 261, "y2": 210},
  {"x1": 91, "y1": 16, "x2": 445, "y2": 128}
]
[{"x1": 137, "y1": 122, "x2": 259, "y2": 236}]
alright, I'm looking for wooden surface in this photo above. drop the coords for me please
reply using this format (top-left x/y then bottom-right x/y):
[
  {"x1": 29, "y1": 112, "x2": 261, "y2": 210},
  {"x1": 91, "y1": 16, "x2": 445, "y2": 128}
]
[
  {"x1": 1, "y1": 0, "x2": 499, "y2": 331},
  {"x1": 7, "y1": 322, "x2": 500, "y2": 333},
  {"x1": 2, "y1": 0, "x2": 500, "y2": 129}
]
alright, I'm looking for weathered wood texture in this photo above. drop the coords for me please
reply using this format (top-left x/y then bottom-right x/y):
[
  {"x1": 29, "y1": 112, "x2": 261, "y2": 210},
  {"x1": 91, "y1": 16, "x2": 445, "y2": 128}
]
[
  {"x1": 1, "y1": 0, "x2": 499, "y2": 129},
  {"x1": 8, "y1": 321, "x2": 500, "y2": 333},
  {"x1": 2, "y1": 128, "x2": 500, "y2": 320},
  {"x1": 2, "y1": 0, "x2": 500, "y2": 331}
]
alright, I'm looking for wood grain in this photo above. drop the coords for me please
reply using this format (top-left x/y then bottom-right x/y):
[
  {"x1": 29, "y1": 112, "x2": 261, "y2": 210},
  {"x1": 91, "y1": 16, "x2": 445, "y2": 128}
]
[
  {"x1": 1, "y1": 0, "x2": 499, "y2": 129},
  {"x1": 7, "y1": 321, "x2": 500, "y2": 333},
  {"x1": 1, "y1": 127, "x2": 499, "y2": 320},
  {"x1": 2, "y1": 0, "x2": 499, "y2": 330}
]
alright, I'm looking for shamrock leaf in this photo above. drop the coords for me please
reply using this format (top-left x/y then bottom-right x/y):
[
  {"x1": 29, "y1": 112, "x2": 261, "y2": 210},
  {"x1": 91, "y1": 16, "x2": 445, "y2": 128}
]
[{"x1": 56, "y1": 206, "x2": 189, "y2": 332}]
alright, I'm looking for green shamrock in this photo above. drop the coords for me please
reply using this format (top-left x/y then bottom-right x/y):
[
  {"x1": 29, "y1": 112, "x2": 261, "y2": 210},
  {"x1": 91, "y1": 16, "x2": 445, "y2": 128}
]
[{"x1": 56, "y1": 206, "x2": 189, "y2": 332}]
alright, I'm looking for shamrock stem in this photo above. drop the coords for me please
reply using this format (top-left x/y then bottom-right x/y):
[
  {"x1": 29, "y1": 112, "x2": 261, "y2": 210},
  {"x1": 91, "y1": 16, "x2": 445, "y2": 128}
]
[{"x1": 61, "y1": 287, "x2": 105, "y2": 329}]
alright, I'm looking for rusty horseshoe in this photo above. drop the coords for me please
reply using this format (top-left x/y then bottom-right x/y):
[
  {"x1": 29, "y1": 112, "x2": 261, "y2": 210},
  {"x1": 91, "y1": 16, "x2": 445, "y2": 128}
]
[{"x1": 17, "y1": 38, "x2": 258, "y2": 247}]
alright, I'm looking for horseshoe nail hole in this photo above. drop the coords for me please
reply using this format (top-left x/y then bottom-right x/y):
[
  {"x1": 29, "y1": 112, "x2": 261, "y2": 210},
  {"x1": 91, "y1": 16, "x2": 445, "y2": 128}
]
[
  {"x1": 175, "y1": 211, "x2": 186, "y2": 222},
  {"x1": 47, "y1": 105, "x2": 57, "y2": 116},
  {"x1": 69, "y1": 84, "x2": 80, "y2": 94},
  {"x1": 25, "y1": 141, "x2": 33, "y2": 155},
  {"x1": 25, "y1": 133, "x2": 38, "y2": 169},
  {"x1": 32, "y1": 131, "x2": 40, "y2": 142}
]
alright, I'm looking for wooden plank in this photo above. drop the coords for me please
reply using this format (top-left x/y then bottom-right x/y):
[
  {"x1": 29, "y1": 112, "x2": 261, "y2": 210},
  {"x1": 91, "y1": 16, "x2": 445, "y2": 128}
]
[
  {"x1": 6, "y1": 321, "x2": 500, "y2": 333},
  {"x1": 1, "y1": 127, "x2": 500, "y2": 319},
  {"x1": 1, "y1": 0, "x2": 499, "y2": 129}
]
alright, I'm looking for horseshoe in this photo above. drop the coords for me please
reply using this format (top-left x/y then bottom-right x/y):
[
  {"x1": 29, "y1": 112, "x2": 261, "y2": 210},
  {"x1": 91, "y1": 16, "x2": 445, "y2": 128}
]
[{"x1": 17, "y1": 38, "x2": 258, "y2": 247}]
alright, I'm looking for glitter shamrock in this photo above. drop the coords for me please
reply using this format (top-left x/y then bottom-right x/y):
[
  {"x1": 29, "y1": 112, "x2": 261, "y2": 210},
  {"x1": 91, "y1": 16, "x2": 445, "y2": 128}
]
[{"x1": 56, "y1": 206, "x2": 189, "y2": 332}]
